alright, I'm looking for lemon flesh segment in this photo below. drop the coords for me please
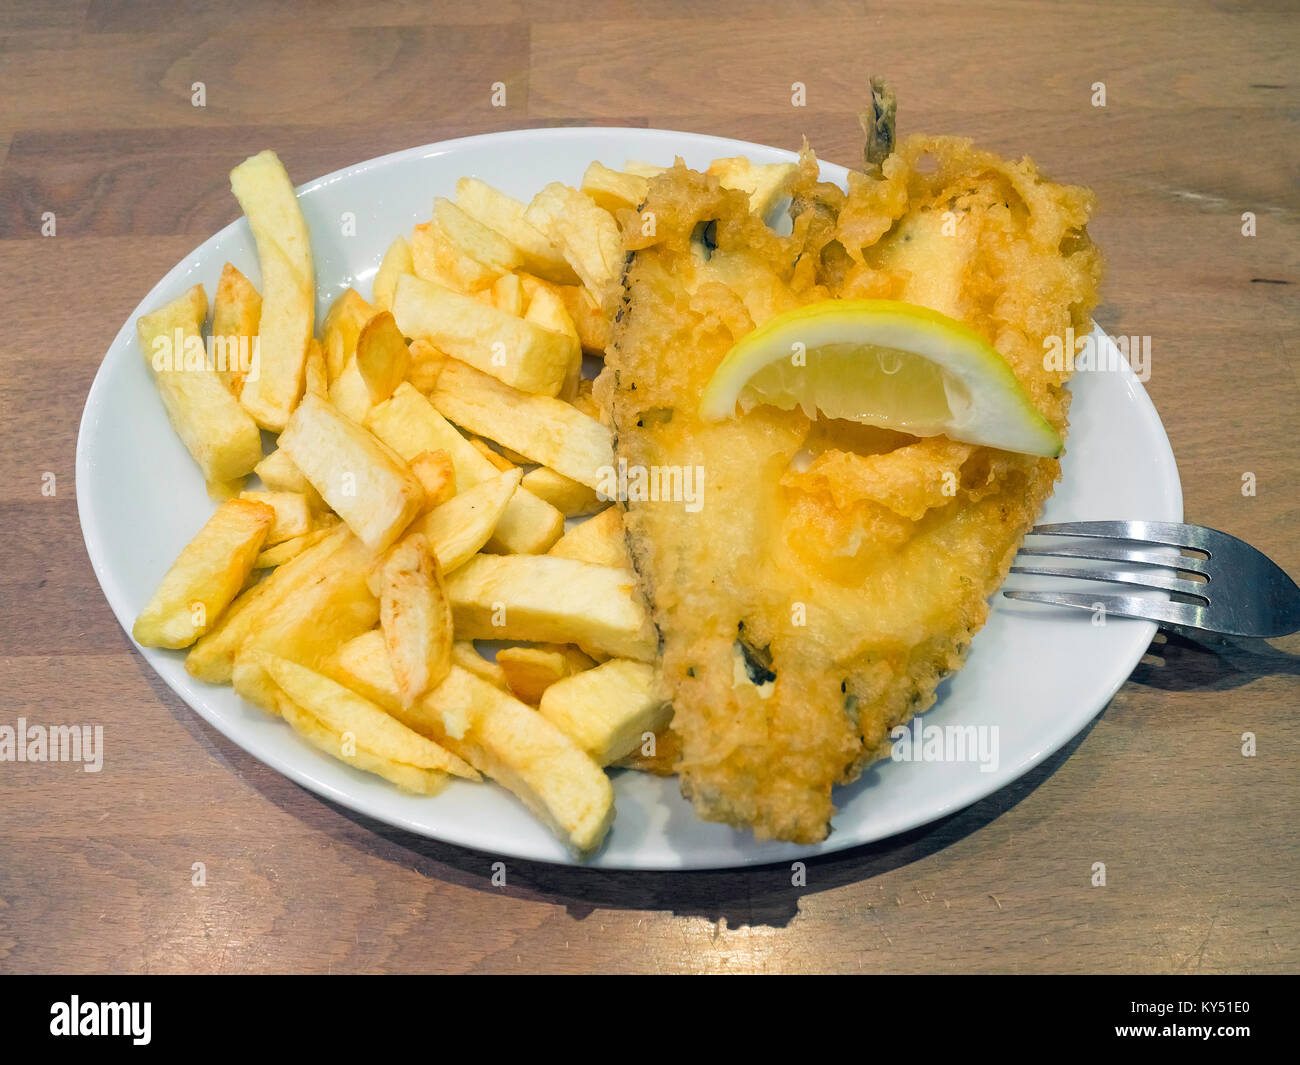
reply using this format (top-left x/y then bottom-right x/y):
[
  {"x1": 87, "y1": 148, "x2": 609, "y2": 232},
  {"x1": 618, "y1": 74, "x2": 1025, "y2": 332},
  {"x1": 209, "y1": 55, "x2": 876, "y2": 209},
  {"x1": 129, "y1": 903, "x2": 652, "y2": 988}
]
[{"x1": 698, "y1": 299, "x2": 1063, "y2": 458}]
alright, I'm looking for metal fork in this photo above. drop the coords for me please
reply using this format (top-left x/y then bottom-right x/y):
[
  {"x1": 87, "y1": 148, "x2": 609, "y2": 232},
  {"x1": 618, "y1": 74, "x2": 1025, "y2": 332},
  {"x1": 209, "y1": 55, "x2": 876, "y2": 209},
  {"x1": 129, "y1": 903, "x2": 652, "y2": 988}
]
[{"x1": 1003, "y1": 521, "x2": 1300, "y2": 638}]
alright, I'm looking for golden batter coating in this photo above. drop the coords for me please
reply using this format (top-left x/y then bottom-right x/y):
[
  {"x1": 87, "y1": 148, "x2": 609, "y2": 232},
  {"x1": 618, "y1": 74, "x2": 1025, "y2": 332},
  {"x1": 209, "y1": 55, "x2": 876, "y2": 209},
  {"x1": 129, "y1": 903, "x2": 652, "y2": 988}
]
[{"x1": 598, "y1": 134, "x2": 1101, "y2": 843}]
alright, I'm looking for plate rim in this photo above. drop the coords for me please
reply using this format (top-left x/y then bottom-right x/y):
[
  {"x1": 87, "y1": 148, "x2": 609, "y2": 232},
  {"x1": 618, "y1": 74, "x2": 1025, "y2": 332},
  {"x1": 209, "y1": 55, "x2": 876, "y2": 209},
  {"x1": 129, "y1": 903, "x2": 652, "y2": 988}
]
[{"x1": 75, "y1": 125, "x2": 1184, "y2": 870}]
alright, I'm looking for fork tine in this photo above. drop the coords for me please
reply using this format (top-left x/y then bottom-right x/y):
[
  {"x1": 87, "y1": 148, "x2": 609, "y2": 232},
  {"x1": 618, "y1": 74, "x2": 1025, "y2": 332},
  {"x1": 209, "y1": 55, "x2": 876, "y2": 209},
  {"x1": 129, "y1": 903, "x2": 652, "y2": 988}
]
[
  {"x1": 1019, "y1": 539, "x2": 1211, "y2": 575},
  {"x1": 1009, "y1": 564, "x2": 1210, "y2": 599},
  {"x1": 1032, "y1": 521, "x2": 1218, "y2": 553},
  {"x1": 1002, "y1": 590, "x2": 1209, "y2": 629},
  {"x1": 1021, "y1": 522, "x2": 1300, "y2": 637}
]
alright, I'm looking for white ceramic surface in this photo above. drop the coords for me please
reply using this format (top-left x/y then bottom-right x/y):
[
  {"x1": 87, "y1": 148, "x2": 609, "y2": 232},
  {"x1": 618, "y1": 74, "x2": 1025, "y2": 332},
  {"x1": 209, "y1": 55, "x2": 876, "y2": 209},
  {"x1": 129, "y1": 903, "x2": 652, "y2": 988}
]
[{"x1": 76, "y1": 127, "x2": 1183, "y2": 869}]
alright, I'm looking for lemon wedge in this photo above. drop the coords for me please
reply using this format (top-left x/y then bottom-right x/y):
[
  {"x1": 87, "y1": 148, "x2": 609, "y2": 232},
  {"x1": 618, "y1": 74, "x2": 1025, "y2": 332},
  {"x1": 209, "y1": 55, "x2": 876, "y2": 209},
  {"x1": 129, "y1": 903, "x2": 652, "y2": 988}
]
[{"x1": 699, "y1": 299, "x2": 1063, "y2": 457}]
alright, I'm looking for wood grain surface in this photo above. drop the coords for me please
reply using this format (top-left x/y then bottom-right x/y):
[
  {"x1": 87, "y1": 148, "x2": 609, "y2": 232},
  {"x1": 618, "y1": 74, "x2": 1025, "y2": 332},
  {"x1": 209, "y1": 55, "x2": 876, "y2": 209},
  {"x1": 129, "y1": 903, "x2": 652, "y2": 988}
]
[{"x1": 0, "y1": 0, "x2": 1296, "y2": 974}]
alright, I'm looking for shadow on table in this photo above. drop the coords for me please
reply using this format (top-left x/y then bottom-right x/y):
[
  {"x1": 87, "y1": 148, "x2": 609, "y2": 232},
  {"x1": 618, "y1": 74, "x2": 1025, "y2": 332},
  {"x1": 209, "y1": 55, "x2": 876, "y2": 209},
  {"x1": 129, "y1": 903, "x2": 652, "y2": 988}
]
[
  {"x1": 332, "y1": 714, "x2": 1099, "y2": 930},
  {"x1": 138, "y1": 630, "x2": 1297, "y2": 931},
  {"x1": 1128, "y1": 631, "x2": 1300, "y2": 692},
  {"x1": 195, "y1": 709, "x2": 1099, "y2": 931}
]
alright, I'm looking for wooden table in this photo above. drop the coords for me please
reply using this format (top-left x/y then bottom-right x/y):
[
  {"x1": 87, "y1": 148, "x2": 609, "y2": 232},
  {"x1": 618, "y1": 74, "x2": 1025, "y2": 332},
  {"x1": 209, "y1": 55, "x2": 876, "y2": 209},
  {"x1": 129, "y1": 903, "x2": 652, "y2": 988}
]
[{"x1": 1, "y1": 0, "x2": 1295, "y2": 975}]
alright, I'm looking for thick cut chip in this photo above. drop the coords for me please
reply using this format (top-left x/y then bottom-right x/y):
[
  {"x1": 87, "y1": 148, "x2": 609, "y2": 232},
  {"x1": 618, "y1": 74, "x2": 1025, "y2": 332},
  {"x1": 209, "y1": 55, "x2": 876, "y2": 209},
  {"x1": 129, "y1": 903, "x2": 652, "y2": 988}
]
[
  {"x1": 523, "y1": 284, "x2": 581, "y2": 398},
  {"x1": 380, "y1": 534, "x2": 453, "y2": 707},
  {"x1": 410, "y1": 220, "x2": 501, "y2": 293},
  {"x1": 408, "y1": 449, "x2": 456, "y2": 510},
  {"x1": 487, "y1": 493, "x2": 565, "y2": 555},
  {"x1": 706, "y1": 156, "x2": 798, "y2": 218},
  {"x1": 520, "y1": 467, "x2": 602, "y2": 517},
  {"x1": 248, "y1": 655, "x2": 452, "y2": 794},
  {"x1": 423, "y1": 666, "x2": 614, "y2": 854},
  {"x1": 558, "y1": 283, "x2": 611, "y2": 354},
  {"x1": 253, "y1": 447, "x2": 326, "y2": 511},
  {"x1": 452, "y1": 641, "x2": 508, "y2": 689},
  {"x1": 522, "y1": 284, "x2": 578, "y2": 340},
  {"x1": 133, "y1": 498, "x2": 274, "y2": 648},
  {"x1": 211, "y1": 262, "x2": 262, "y2": 397},
  {"x1": 138, "y1": 285, "x2": 263, "y2": 489},
  {"x1": 329, "y1": 309, "x2": 410, "y2": 423},
  {"x1": 518, "y1": 274, "x2": 609, "y2": 354},
  {"x1": 252, "y1": 525, "x2": 333, "y2": 569},
  {"x1": 392, "y1": 274, "x2": 575, "y2": 396},
  {"x1": 490, "y1": 273, "x2": 525, "y2": 317},
  {"x1": 622, "y1": 160, "x2": 667, "y2": 178},
  {"x1": 581, "y1": 162, "x2": 650, "y2": 214},
  {"x1": 430, "y1": 359, "x2": 612, "y2": 489},
  {"x1": 372, "y1": 235, "x2": 413, "y2": 312},
  {"x1": 547, "y1": 507, "x2": 631, "y2": 568},
  {"x1": 327, "y1": 355, "x2": 372, "y2": 424},
  {"x1": 229, "y1": 149, "x2": 314, "y2": 431},
  {"x1": 333, "y1": 631, "x2": 612, "y2": 856},
  {"x1": 303, "y1": 338, "x2": 328, "y2": 399},
  {"x1": 366, "y1": 383, "x2": 492, "y2": 483},
  {"x1": 538, "y1": 658, "x2": 669, "y2": 766},
  {"x1": 454, "y1": 177, "x2": 579, "y2": 285},
  {"x1": 276, "y1": 696, "x2": 446, "y2": 795},
  {"x1": 434, "y1": 197, "x2": 524, "y2": 274},
  {"x1": 444, "y1": 554, "x2": 655, "y2": 661},
  {"x1": 278, "y1": 393, "x2": 424, "y2": 551},
  {"x1": 496, "y1": 644, "x2": 596, "y2": 705},
  {"x1": 355, "y1": 311, "x2": 410, "y2": 400},
  {"x1": 407, "y1": 337, "x2": 447, "y2": 393},
  {"x1": 229, "y1": 530, "x2": 379, "y2": 708},
  {"x1": 207, "y1": 477, "x2": 247, "y2": 502},
  {"x1": 264, "y1": 655, "x2": 478, "y2": 781},
  {"x1": 186, "y1": 526, "x2": 352, "y2": 682},
  {"x1": 523, "y1": 183, "x2": 624, "y2": 302},
  {"x1": 416, "y1": 468, "x2": 521, "y2": 573},
  {"x1": 468, "y1": 437, "x2": 516, "y2": 472},
  {"x1": 238, "y1": 490, "x2": 311, "y2": 544},
  {"x1": 366, "y1": 384, "x2": 562, "y2": 554},
  {"x1": 321, "y1": 288, "x2": 376, "y2": 381}
]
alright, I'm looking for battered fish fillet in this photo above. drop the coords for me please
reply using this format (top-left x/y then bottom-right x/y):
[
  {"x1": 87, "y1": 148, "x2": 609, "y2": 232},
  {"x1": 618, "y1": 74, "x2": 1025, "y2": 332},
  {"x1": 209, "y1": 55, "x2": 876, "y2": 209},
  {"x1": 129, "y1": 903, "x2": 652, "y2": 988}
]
[{"x1": 596, "y1": 131, "x2": 1102, "y2": 843}]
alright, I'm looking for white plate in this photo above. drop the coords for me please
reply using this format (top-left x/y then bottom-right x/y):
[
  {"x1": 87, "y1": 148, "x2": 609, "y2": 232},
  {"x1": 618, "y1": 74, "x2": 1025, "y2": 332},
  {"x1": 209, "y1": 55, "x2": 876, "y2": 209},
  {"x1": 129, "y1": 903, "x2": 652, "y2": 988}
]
[{"x1": 76, "y1": 127, "x2": 1183, "y2": 870}]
